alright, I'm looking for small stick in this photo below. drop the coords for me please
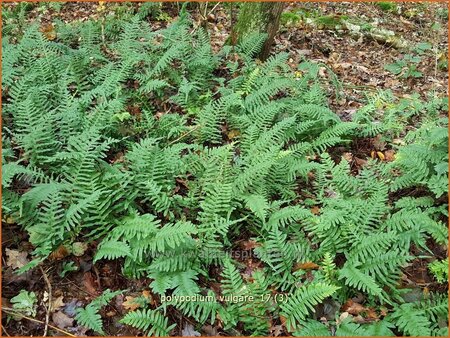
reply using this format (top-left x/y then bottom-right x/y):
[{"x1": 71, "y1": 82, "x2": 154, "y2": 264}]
[
  {"x1": 1, "y1": 325, "x2": 11, "y2": 337},
  {"x1": 40, "y1": 266, "x2": 52, "y2": 337},
  {"x1": 168, "y1": 125, "x2": 200, "y2": 145},
  {"x1": 1, "y1": 307, "x2": 76, "y2": 337},
  {"x1": 207, "y1": 2, "x2": 221, "y2": 18}
]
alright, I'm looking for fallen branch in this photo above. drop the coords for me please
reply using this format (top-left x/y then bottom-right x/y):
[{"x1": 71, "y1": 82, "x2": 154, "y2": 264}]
[
  {"x1": 1, "y1": 325, "x2": 11, "y2": 337},
  {"x1": 1, "y1": 307, "x2": 76, "y2": 337},
  {"x1": 40, "y1": 266, "x2": 52, "y2": 337}
]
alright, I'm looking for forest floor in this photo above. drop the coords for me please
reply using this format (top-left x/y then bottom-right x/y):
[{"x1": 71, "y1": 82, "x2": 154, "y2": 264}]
[{"x1": 1, "y1": 1, "x2": 448, "y2": 337}]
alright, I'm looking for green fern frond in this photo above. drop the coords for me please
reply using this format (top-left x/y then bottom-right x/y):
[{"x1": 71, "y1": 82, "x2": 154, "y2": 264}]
[
  {"x1": 280, "y1": 282, "x2": 339, "y2": 331},
  {"x1": 121, "y1": 308, "x2": 176, "y2": 337}
]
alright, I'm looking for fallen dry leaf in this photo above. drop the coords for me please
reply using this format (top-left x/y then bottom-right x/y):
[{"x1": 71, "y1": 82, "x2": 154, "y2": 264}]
[
  {"x1": 384, "y1": 149, "x2": 396, "y2": 162},
  {"x1": 342, "y1": 299, "x2": 366, "y2": 315},
  {"x1": 51, "y1": 295, "x2": 65, "y2": 312},
  {"x1": 376, "y1": 151, "x2": 385, "y2": 161},
  {"x1": 337, "y1": 311, "x2": 350, "y2": 324},
  {"x1": 279, "y1": 315, "x2": 287, "y2": 327},
  {"x1": 310, "y1": 206, "x2": 321, "y2": 215},
  {"x1": 366, "y1": 308, "x2": 379, "y2": 320},
  {"x1": 342, "y1": 152, "x2": 353, "y2": 162},
  {"x1": 354, "y1": 157, "x2": 368, "y2": 167},
  {"x1": 240, "y1": 240, "x2": 260, "y2": 250},
  {"x1": 227, "y1": 129, "x2": 240, "y2": 140},
  {"x1": 52, "y1": 311, "x2": 74, "y2": 329},
  {"x1": 40, "y1": 23, "x2": 57, "y2": 41},
  {"x1": 372, "y1": 135, "x2": 386, "y2": 151},
  {"x1": 50, "y1": 245, "x2": 69, "y2": 260},
  {"x1": 82, "y1": 272, "x2": 99, "y2": 295},
  {"x1": 5, "y1": 249, "x2": 29, "y2": 270},
  {"x1": 270, "y1": 324, "x2": 284, "y2": 337},
  {"x1": 182, "y1": 323, "x2": 201, "y2": 336},
  {"x1": 123, "y1": 296, "x2": 141, "y2": 311},
  {"x1": 293, "y1": 262, "x2": 320, "y2": 271}
]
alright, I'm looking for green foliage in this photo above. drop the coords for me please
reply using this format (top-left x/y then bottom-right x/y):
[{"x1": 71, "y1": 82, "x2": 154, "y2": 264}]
[
  {"x1": 280, "y1": 282, "x2": 339, "y2": 330},
  {"x1": 59, "y1": 261, "x2": 78, "y2": 278},
  {"x1": 10, "y1": 290, "x2": 38, "y2": 317},
  {"x1": 75, "y1": 289, "x2": 123, "y2": 335},
  {"x1": 387, "y1": 117, "x2": 448, "y2": 198},
  {"x1": 385, "y1": 41, "x2": 433, "y2": 79},
  {"x1": 385, "y1": 54, "x2": 423, "y2": 79},
  {"x1": 2, "y1": 9, "x2": 448, "y2": 337},
  {"x1": 428, "y1": 258, "x2": 448, "y2": 283},
  {"x1": 120, "y1": 308, "x2": 176, "y2": 336},
  {"x1": 377, "y1": 2, "x2": 397, "y2": 12}
]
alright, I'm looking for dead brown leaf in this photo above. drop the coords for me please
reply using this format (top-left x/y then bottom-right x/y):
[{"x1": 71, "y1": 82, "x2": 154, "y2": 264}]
[
  {"x1": 384, "y1": 149, "x2": 396, "y2": 162},
  {"x1": 293, "y1": 262, "x2": 320, "y2": 271},
  {"x1": 40, "y1": 23, "x2": 57, "y2": 41},
  {"x1": 240, "y1": 240, "x2": 261, "y2": 250},
  {"x1": 354, "y1": 157, "x2": 368, "y2": 167},
  {"x1": 49, "y1": 245, "x2": 69, "y2": 260},
  {"x1": 310, "y1": 206, "x2": 321, "y2": 215},
  {"x1": 82, "y1": 272, "x2": 99, "y2": 295},
  {"x1": 52, "y1": 311, "x2": 74, "y2": 329},
  {"x1": 270, "y1": 324, "x2": 284, "y2": 337},
  {"x1": 376, "y1": 151, "x2": 385, "y2": 161},
  {"x1": 5, "y1": 249, "x2": 29, "y2": 270},
  {"x1": 342, "y1": 299, "x2": 366, "y2": 315},
  {"x1": 342, "y1": 152, "x2": 353, "y2": 162},
  {"x1": 372, "y1": 135, "x2": 386, "y2": 151},
  {"x1": 51, "y1": 295, "x2": 65, "y2": 312},
  {"x1": 227, "y1": 129, "x2": 240, "y2": 140},
  {"x1": 123, "y1": 296, "x2": 141, "y2": 311}
]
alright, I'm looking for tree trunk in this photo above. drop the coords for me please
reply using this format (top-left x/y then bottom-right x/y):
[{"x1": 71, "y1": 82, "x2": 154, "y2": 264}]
[{"x1": 232, "y1": 2, "x2": 285, "y2": 60}]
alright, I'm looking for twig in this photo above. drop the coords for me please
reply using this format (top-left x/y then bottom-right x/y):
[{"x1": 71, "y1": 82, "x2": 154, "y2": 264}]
[
  {"x1": 207, "y1": 2, "x2": 221, "y2": 18},
  {"x1": 92, "y1": 264, "x2": 102, "y2": 290},
  {"x1": 40, "y1": 266, "x2": 52, "y2": 337},
  {"x1": 1, "y1": 325, "x2": 11, "y2": 337},
  {"x1": 168, "y1": 125, "x2": 200, "y2": 145},
  {"x1": 1, "y1": 307, "x2": 76, "y2": 337},
  {"x1": 203, "y1": 1, "x2": 208, "y2": 19}
]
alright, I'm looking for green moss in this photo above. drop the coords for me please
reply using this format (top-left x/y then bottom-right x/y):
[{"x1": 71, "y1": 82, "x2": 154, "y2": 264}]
[
  {"x1": 377, "y1": 2, "x2": 397, "y2": 12},
  {"x1": 315, "y1": 15, "x2": 347, "y2": 28}
]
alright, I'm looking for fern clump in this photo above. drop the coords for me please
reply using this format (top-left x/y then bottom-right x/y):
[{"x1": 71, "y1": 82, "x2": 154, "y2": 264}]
[{"x1": 2, "y1": 7, "x2": 448, "y2": 336}]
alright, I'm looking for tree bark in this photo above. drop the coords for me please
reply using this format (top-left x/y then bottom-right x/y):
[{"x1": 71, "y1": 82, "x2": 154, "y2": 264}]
[{"x1": 232, "y1": 2, "x2": 285, "y2": 61}]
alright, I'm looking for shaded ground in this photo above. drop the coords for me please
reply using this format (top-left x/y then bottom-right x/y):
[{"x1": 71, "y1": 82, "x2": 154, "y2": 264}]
[{"x1": 1, "y1": 1, "x2": 448, "y2": 337}]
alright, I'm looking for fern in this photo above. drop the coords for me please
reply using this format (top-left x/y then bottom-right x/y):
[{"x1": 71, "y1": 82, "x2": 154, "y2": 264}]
[
  {"x1": 280, "y1": 282, "x2": 339, "y2": 331},
  {"x1": 121, "y1": 308, "x2": 176, "y2": 336},
  {"x1": 3, "y1": 9, "x2": 448, "y2": 336},
  {"x1": 75, "y1": 289, "x2": 123, "y2": 335}
]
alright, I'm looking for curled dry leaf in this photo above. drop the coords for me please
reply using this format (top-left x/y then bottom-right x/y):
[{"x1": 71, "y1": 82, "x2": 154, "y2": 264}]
[
  {"x1": 342, "y1": 299, "x2": 366, "y2": 315},
  {"x1": 376, "y1": 151, "x2": 385, "y2": 161},
  {"x1": 293, "y1": 262, "x2": 320, "y2": 272}
]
